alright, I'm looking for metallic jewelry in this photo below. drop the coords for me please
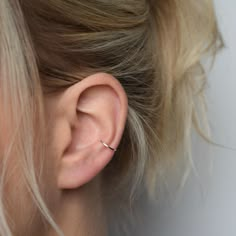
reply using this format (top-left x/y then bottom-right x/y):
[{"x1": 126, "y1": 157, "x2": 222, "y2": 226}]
[{"x1": 100, "y1": 140, "x2": 117, "y2": 152}]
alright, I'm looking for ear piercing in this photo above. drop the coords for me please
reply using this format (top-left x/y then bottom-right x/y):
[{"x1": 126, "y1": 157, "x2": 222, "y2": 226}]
[{"x1": 100, "y1": 140, "x2": 117, "y2": 152}]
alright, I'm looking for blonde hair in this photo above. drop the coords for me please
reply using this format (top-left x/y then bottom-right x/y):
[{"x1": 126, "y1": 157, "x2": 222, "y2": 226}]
[{"x1": 0, "y1": 0, "x2": 223, "y2": 235}]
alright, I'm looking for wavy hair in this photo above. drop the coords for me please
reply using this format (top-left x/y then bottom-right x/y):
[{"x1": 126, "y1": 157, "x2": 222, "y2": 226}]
[{"x1": 0, "y1": 0, "x2": 223, "y2": 235}]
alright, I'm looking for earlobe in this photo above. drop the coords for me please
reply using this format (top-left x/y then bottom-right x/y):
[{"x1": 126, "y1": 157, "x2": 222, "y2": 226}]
[{"x1": 56, "y1": 73, "x2": 128, "y2": 190}]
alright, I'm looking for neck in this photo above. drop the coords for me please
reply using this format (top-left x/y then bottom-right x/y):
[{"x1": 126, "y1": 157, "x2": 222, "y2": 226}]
[{"x1": 46, "y1": 178, "x2": 107, "y2": 236}]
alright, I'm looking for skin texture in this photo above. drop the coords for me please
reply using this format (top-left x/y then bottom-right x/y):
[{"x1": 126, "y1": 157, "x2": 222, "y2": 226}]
[{"x1": 0, "y1": 73, "x2": 128, "y2": 236}]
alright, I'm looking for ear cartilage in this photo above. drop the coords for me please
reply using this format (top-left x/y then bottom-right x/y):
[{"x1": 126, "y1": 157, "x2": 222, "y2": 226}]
[{"x1": 100, "y1": 140, "x2": 117, "y2": 152}]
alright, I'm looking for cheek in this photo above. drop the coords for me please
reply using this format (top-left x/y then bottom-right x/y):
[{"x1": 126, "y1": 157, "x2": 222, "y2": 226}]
[
  {"x1": 0, "y1": 116, "x2": 8, "y2": 152},
  {"x1": 1, "y1": 143, "x2": 39, "y2": 235},
  {"x1": 1, "y1": 143, "x2": 48, "y2": 236},
  {"x1": 0, "y1": 102, "x2": 59, "y2": 234},
  {"x1": 4, "y1": 168, "x2": 35, "y2": 232},
  {"x1": 0, "y1": 121, "x2": 42, "y2": 235}
]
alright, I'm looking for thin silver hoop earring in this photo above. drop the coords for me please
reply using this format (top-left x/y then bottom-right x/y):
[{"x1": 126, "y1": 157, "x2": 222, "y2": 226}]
[{"x1": 100, "y1": 140, "x2": 117, "y2": 152}]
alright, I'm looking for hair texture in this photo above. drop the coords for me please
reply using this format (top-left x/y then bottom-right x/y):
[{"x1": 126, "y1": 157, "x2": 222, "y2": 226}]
[{"x1": 0, "y1": 0, "x2": 223, "y2": 235}]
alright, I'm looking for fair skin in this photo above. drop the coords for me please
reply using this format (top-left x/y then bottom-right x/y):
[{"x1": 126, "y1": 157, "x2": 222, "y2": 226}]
[{"x1": 1, "y1": 73, "x2": 128, "y2": 236}]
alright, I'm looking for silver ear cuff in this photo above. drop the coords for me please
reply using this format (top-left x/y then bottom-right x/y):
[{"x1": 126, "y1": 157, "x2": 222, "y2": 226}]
[{"x1": 100, "y1": 140, "x2": 117, "y2": 152}]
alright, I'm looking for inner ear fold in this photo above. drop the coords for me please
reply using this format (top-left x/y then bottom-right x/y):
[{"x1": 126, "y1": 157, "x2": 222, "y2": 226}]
[
  {"x1": 66, "y1": 85, "x2": 120, "y2": 154},
  {"x1": 66, "y1": 111, "x2": 99, "y2": 153}
]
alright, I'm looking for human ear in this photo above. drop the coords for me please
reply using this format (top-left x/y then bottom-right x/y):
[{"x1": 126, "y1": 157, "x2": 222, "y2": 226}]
[{"x1": 55, "y1": 73, "x2": 128, "y2": 189}]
